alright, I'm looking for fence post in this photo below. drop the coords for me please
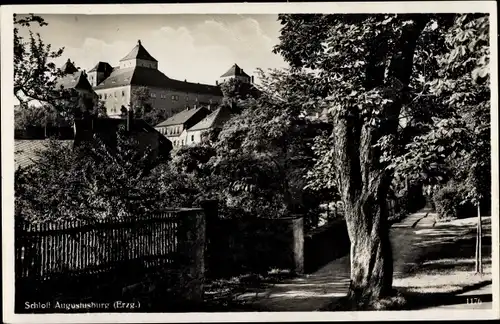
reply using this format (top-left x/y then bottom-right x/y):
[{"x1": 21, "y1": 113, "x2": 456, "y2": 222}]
[
  {"x1": 291, "y1": 215, "x2": 304, "y2": 275},
  {"x1": 177, "y1": 208, "x2": 206, "y2": 304},
  {"x1": 199, "y1": 200, "x2": 218, "y2": 277}
]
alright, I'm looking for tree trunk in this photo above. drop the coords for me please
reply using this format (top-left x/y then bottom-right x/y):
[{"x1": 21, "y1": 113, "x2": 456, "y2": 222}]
[
  {"x1": 345, "y1": 195, "x2": 393, "y2": 306},
  {"x1": 330, "y1": 16, "x2": 429, "y2": 308}
]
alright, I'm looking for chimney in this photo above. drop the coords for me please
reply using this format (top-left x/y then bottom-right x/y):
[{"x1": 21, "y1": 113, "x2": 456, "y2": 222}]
[
  {"x1": 216, "y1": 80, "x2": 218, "y2": 86},
  {"x1": 138, "y1": 39, "x2": 141, "y2": 46},
  {"x1": 251, "y1": 76, "x2": 254, "y2": 83}
]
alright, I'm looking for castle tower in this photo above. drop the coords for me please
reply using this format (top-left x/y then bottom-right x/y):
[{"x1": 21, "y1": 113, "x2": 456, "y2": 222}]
[
  {"x1": 87, "y1": 61, "x2": 114, "y2": 87},
  {"x1": 61, "y1": 58, "x2": 78, "y2": 75},
  {"x1": 218, "y1": 63, "x2": 252, "y2": 85},
  {"x1": 119, "y1": 40, "x2": 158, "y2": 70}
]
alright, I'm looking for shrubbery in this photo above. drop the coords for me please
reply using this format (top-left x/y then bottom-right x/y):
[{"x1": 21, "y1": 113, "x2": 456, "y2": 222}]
[
  {"x1": 15, "y1": 130, "x2": 197, "y2": 224},
  {"x1": 432, "y1": 183, "x2": 463, "y2": 220}
]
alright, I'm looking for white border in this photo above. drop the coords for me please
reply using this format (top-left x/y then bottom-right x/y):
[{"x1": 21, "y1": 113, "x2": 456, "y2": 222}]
[{"x1": 2, "y1": 2, "x2": 499, "y2": 323}]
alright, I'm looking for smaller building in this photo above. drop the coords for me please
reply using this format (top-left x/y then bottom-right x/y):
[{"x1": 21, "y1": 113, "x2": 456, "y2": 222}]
[
  {"x1": 154, "y1": 106, "x2": 210, "y2": 148},
  {"x1": 186, "y1": 105, "x2": 233, "y2": 145}
]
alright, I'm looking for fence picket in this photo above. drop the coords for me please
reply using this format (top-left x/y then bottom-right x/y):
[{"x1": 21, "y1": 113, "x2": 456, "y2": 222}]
[{"x1": 14, "y1": 210, "x2": 190, "y2": 297}]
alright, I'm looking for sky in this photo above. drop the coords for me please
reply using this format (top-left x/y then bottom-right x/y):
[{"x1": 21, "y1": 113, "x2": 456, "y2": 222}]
[{"x1": 20, "y1": 14, "x2": 289, "y2": 85}]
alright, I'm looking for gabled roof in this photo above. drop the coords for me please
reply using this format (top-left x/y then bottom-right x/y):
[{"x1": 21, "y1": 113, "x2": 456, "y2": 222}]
[
  {"x1": 155, "y1": 107, "x2": 209, "y2": 127},
  {"x1": 73, "y1": 117, "x2": 172, "y2": 158},
  {"x1": 89, "y1": 61, "x2": 114, "y2": 74},
  {"x1": 61, "y1": 59, "x2": 78, "y2": 74},
  {"x1": 188, "y1": 105, "x2": 233, "y2": 132},
  {"x1": 220, "y1": 64, "x2": 250, "y2": 78},
  {"x1": 93, "y1": 66, "x2": 223, "y2": 96},
  {"x1": 55, "y1": 71, "x2": 94, "y2": 92},
  {"x1": 120, "y1": 40, "x2": 158, "y2": 62}
]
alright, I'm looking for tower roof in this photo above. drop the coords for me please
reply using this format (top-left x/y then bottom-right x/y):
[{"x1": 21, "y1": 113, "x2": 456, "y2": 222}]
[
  {"x1": 220, "y1": 63, "x2": 250, "y2": 78},
  {"x1": 89, "y1": 61, "x2": 114, "y2": 74},
  {"x1": 93, "y1": 66, "x2": 222, "y2": 96},
  {"x1": 61, "y1": 59, "x2": 78, "y2": 75},
  {"x1": 119, "y1": 40, "x2": 158, "y2": 62}
]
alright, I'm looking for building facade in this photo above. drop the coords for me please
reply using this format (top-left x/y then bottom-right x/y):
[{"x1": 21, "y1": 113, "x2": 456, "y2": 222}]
[
  {"x1": 89, "y1": 40, "x2": 225, "y2": 119},
  {"x1": 155, "y1": 107, "x2": 211, "y2": 147}
]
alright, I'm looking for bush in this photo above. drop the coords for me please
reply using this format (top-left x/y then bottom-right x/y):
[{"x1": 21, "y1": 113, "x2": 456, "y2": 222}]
[
  {"x1": 15, "y1": 132, "x2": 196, "y2": 224},
  {"x1": 432, "y1": 184, "x2": 462, "y2": 220}
]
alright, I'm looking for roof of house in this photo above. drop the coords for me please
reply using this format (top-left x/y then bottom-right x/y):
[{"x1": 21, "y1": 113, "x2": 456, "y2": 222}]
[
  {"x1": 15, "y1": 139, "x2": 73, "y2": 170},
  {"x1": 61, "y1": 59, "x2": 79, "y2": 74},
  {"x1": 89, "y1": 61, "x2": 114, "y2": 74},
  {"x1": 188, "y1": 105, "x2": 233, "y2": 131},
  {"x1": 93, "y1": 66, "x2": 223, "y2": 96},
  {"x1": 73, "y1": 117, "x2": 172, "y2": 156},
  {"x1": 155, "y1": 107, "x2": 209, "y2": 127},
  {"x1": 55, "y1": 70, "x2": 94, "y2": 92},
  {"x1": 220, "y1": 64, "x2": 250, "y2": 78},
  {"x1": 120, "y1": 40, "x2": 158, "y2": 62}
]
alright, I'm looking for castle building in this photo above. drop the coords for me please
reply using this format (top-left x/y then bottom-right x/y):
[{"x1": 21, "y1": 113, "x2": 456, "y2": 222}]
[
  {"x1": 89, "y1": 40, "x2": 224, "y2": 118},
  {"x1": 155, "y1": 63, "x2": 256, "y2": 149}
]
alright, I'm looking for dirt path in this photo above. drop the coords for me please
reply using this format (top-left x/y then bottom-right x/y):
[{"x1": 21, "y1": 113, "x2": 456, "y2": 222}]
[{"x1": 233, "y1": 212, "x2": 492, "y2": 311}]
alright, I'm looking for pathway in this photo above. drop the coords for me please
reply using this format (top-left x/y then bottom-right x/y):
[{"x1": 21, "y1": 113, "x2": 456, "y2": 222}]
[{"x1": 234, "y1": 211, "x2": 492, "y2": 311}]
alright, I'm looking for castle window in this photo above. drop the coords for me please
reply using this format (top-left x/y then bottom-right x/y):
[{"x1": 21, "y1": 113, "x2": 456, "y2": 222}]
[
  {"x1": 191, "y1": 135, "x2": 194, "y2": 142},
  {"x1": 151, "y1": 92, "x2": 156, "y2": 98},
  {"x1": 122, "y1": 90, "x2": 125, "y2": 97},
  {"x1": 104, "y1": 94, "x2": 107, "y2": 99}
]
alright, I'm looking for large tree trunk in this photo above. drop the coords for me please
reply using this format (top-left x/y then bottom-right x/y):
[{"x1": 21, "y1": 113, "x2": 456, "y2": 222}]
[
  {"x1": 331, "y1": 16, "x2": 429, "y2": 308},
  {"x1": 346, "y1": 191, "x2": 394, "y2": 304}
]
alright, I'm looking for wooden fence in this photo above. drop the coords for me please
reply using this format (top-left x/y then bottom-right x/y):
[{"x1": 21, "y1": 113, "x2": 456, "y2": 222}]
[{"x1": 15, "y1": 208, "x2": 206, "y2": 312}]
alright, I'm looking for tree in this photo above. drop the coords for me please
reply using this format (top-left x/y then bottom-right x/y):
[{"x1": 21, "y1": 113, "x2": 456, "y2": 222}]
[
  {"x1": 390, "y1": 14, "x2": 490, "y2": 273},
  {"x1": 14, "y1": 14, "x2": 64, "y2": 107},
  {"x1": 128, "y1": 86, "x2": 173, "y2": 126},
  {"x1": 274, "y1": 14, "x2": 437, "y2": 307},
  {"x1": 15, "y1": 129, "x2": 172, "y2": 223},
  {"x1": 14, "y1": 14, "x2": 104, "y2": 124},
  {"x1": 14, "y1": 104, "x2": 59, "y2": 129},
  {"x1": 211, "y1": 69, "x2": 328, "y2": 225},
  {"x1": 219, "y1": 77, "x2": 261, "y2": 113}
]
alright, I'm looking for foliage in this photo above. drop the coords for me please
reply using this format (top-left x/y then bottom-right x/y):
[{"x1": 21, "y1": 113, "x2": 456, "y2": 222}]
[
  {"x1": 15, "y1": 129, "x2": 182, "y2": 223},
  {"x1": 14, "y1": 14, "x2": 105, "y2": 125},
  {"x1": 390, "y1": 14, "x2": 490, "y2": 207},
  {"x1": 171, "y1": 144, "x2": 217, "y2": 175},
  {"x1": 432, "y1": 182, "x2": 463, "y2": 220},
  {"x1": 14, "y1": 104, "x2": 60, "y2": 129},
  {"x1": 219, "y1": 77, "x2": 261, "y2": 113},
  {"x1": 14, "y1": 14, "x2": 65, "y2": 106},
  {"x1": 210, "y1": 69, "x2": 327, "y2": 225}
]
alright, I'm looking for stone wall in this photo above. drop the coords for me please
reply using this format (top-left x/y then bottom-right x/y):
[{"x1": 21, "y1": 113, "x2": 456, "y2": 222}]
[
  {"x1": 303, "y1": 218, "x2": 350, "y2": 273},
  {"x1": 202, "y1": 201, "x2": 304, "y2": 278}
]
